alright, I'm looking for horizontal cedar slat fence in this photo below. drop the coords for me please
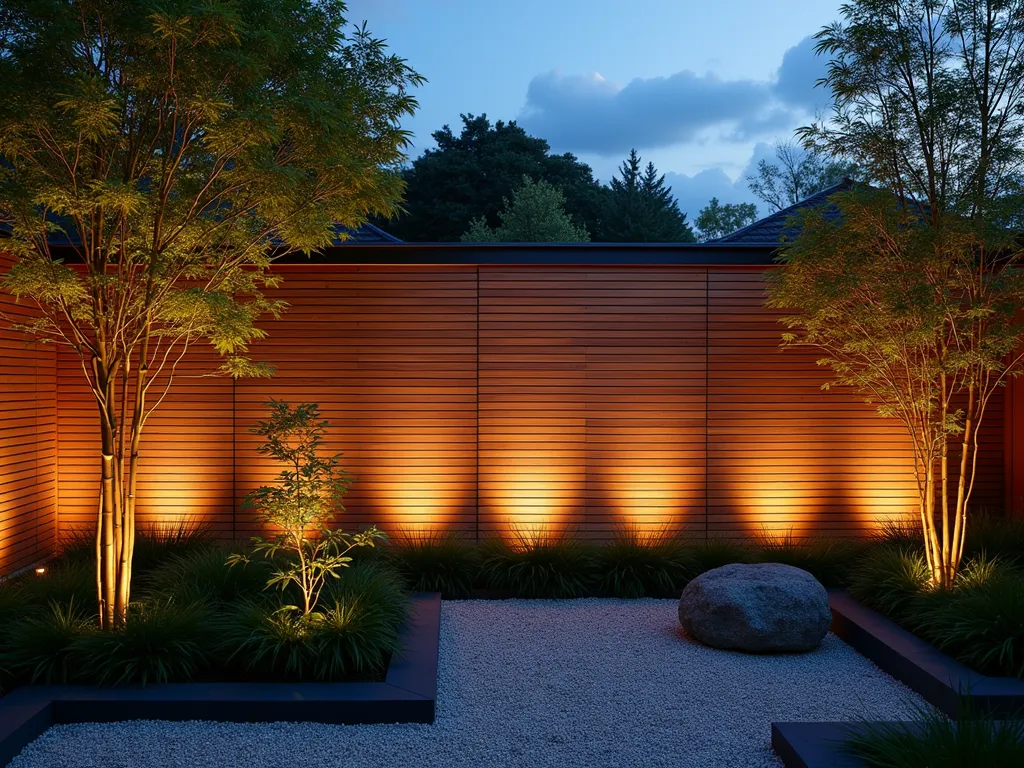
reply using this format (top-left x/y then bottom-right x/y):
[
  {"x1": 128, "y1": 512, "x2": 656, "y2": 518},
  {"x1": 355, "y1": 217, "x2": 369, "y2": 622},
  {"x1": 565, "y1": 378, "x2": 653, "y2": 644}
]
[
  {"x1": 1, "y1": 257, "x2": 1012, "y2": 569},
  {"x1": 0, "y1": 253, "x2": 57, "y2": 575}
]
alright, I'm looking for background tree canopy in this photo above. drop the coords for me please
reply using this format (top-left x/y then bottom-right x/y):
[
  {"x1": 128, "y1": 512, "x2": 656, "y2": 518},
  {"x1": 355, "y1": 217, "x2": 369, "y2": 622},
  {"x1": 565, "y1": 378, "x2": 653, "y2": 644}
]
[
  {"x1": 379, "y1": 114, "x2": 607, "y2": 242},
  {"x1": 601, "y1": 149, "x2": 695, "y2": 242},
  {"x1": 460, "y1": 176, "x2": 588, "y2": 242},
  {"x1": 694, "y1": 198, "x2": 759, "y2": 241}
]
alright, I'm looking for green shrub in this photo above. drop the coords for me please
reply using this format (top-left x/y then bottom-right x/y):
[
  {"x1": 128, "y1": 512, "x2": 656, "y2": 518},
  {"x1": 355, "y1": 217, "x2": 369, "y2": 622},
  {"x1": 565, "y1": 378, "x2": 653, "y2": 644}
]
[
  {"x1": 72, "y1": 600, "x2": 214, "y2": 685},
  {"x1": 848, "y1": 545, "x2": 931, "y2": 622},
  {"x1": 479, "y1": 531, "x2": 598, "y2": 598},
  {"x1": 0, "y1": 600, "x2": 95, "y2": 684},
  {"x1": 842, "y1": 700, "x2": 1024, "y2": 767},
  {"x1": 592, "y1": 528, "x2": 691, "y2": 598},
  {"x1": 143, "y1": 546, "x2": 274, "y2": 604},
  {"x1": 754, "y1": 533, "x2": 863, "y2": 587},
  {"x1": 682, "y1": 536, "x2": 754, "y2": 579},
  {"x1": 219, "y1": 561, "x2": 408, "y2": 681},
  {"x1": 384, "y1": 530, "x2": 480, "y2": 597}
]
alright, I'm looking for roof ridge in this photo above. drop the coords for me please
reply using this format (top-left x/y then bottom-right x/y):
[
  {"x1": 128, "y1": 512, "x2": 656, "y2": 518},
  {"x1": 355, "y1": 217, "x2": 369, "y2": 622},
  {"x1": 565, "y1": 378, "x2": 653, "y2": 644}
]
[{"x1": 714, "y1": 177, "x2": 858, "y2": 244}]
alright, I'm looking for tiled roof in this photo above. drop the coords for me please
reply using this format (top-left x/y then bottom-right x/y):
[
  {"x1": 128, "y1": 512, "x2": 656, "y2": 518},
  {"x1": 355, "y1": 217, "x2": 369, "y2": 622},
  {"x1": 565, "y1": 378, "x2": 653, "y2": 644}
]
[
  {"x1": 1, "y1": 220, "x2": 403, "y2": 247},
  {"x1": 331, "y1": 222, "x2": 403, "y2": 244},
  {"x1": 715, "y1": 178, "x2": 858, "y2": 244}
]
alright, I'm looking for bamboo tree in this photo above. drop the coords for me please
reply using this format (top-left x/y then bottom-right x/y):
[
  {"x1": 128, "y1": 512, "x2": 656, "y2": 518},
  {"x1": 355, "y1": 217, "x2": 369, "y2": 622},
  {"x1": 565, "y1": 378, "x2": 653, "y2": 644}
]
[
  {"x1": 773, "y1": 0, "x2": 1024, "y2": 588},
  {"x1": 0, "y1": 0, "x2": 423, "y2": 627}
]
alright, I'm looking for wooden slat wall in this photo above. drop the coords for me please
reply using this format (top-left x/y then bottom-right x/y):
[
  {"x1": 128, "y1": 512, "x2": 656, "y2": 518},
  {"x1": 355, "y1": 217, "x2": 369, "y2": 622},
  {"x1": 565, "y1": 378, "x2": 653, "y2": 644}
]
[
  {"x1": 478, "y1": 267, "x2": 706, "y2": 539},
  {"x1": 234, "y1": 266, "x2": 479, "y2": 537},
  {"x1": 39, "y1": 262, "x2": 1011, "y2": 548},
  {"x1": 56, "y1": 345, "x2": 235, "y2": 540},
  {"x1": 707, "y1": 269, "x2": 1003, "y2": 537},
  {"x1": 0, "y1": 253, "x2": 57, "y2": 574}
]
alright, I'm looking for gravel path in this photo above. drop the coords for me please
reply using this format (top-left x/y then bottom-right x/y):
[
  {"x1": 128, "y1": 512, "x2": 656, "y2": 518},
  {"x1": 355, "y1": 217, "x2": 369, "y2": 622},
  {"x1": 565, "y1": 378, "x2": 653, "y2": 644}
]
[{"x1": 10, "y1": 599, "x2": 926, "y2": 768}]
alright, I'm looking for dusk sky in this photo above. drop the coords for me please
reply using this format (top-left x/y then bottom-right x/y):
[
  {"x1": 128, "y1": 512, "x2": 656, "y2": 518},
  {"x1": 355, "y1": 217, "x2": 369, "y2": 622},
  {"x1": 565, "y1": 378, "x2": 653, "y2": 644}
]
[{"x1": 343, "y1": 0, "x2": 843, "y2": 222}]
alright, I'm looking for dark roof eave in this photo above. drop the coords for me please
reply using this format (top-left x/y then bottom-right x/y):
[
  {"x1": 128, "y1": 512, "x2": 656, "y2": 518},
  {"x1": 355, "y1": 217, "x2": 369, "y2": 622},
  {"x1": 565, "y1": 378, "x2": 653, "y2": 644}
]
[
  {"x1": 270, "y1": 242, "x2": 781, "y2": 266},
  {"x1": 9, "y1": 239, "x2": 782, "y2": 266}
]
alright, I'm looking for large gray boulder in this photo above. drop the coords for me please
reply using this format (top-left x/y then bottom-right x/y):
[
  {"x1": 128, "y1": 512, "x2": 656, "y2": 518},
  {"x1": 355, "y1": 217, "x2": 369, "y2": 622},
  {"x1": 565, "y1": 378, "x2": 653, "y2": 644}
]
[{"x1": 678, "y1": 563, "x2": 830, "y2": 653}]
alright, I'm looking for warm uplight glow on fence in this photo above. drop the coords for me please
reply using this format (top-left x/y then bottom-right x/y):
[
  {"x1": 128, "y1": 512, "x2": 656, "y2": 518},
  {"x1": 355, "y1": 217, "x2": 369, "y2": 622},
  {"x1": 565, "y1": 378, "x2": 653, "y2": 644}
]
[
  {"x1": 366, "y1": 477, "x2": 466, "y2": 532},
  {"x1": 8, "y1": 259, "x2": 1009, "y2": 558},
  {"x1": 481, "y1": 452, "x2": 584, "y2": 540},
  {"x1": 600, "y1": 459, "x2": 697, "y2": 533}
]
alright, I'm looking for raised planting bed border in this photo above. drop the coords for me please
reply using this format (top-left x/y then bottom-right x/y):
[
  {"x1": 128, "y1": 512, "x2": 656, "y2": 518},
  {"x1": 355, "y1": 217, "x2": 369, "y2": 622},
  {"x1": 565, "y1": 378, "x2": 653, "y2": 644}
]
[
  {"x1": 772, "y1": 721, "x2": 882, "y2": 768},
  {"x1": 826, "y1": 590, "x2": 1024, "y2": 718},
  {"x1": 0, "y1": 592, "x2": 441, "y2": 768}
]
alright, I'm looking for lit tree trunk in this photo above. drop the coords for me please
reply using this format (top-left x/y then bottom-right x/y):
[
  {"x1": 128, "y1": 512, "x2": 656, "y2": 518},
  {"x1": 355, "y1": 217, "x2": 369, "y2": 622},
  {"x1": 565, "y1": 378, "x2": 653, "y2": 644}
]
[
  {"x1": 92, "y1": 358, "x2": 145, "y2": 629},
  {"x1": 950, "y1": 384, "x2": 975, "y2": 581}
]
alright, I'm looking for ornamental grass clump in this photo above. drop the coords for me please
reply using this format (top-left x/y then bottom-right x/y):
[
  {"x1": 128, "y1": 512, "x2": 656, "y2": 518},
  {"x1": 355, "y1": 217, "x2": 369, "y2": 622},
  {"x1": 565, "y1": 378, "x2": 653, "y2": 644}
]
[
  {"x1": 12, "y1": 558, "x2": 96, "y2": 613},
  {"x1": 384, "y1": 529, "x2": 480, "y2": 597},
  {"x1": 682, "y1": 536, "x2": 754, "y2": 579},
  {"x1": 842, "y1": 698, "x2": 1024, "y2": 767},
  {"x1": 0, "y1": 600, "x2": 95, "y2": 684},
  {"x1": 850, "y1": 545, "x2": 1024, "y2": 679},
  {"x1": 912, "y1": 557, "x2": 1024, "y2": 679},
  {"x1": 228, "y1": 400, "x2": 386, "y2": 617},
  {"x1": 754, "y1": 531, "x2": 863, "y2": 588},
  {"x1": 72, "y1": 600, "x2": 214, "y2": 686},
  {"x1": 480, "y1": 529, "x2": 598, "y2": 598},
  {"x1": 592, "y1": 526, "x2": 691, "y2": 598},
  {"x1": 848, "y1": 546, "x2": 932, "y2": 622},
  {"x1": 145, "y1": 546, "x2": 274, "y2": 605},
  {"x1": 220, "y1": 561, "x2": 408, "y2": 681}
]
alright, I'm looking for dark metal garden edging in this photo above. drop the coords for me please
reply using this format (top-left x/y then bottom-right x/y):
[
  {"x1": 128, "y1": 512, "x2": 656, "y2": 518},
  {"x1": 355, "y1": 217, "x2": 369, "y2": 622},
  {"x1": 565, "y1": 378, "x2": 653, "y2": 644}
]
[
  {"x1": 771, "y1": 592, "x2": 1024, "y2": 767},
  {"x1": 771, "y1": 721, "x2": 878, "y2": 768},
  {"x1": 0, "y1": 593, "x2": 441, "y2": 768},
  {"x1": 826, "y1": 590, "x2": 1024, "y2": 718}
]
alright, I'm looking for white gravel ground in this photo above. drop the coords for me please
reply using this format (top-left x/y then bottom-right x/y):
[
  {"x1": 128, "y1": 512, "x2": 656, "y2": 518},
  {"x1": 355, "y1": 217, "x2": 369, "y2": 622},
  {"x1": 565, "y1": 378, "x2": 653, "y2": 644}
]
[{"x1": 9, "y1": 599, "x2": 926, "y2": 768}]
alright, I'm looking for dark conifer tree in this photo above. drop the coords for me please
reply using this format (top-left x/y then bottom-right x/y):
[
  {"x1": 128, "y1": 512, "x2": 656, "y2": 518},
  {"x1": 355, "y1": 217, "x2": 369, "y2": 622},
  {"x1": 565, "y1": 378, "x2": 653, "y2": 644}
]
[{"x1": 603, "y1": 149, "x2": 694, "y2": 242}]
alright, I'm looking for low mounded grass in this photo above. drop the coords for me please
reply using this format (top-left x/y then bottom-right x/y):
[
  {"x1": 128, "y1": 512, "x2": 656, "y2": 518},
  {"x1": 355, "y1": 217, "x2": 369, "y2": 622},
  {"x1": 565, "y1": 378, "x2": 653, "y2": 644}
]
[
  {"x1": 961, "y1": 512, "x2": 1024, "y2": 567},
  {"x1": 10, "y1": 558, "x2": 97, "y2": 614},
  {"x1": 479, "y1": 529, "x2": 599, "y2": 598},
  {"x1": 0, "y1": 539, "x2": 411, "y2": 687},
  {"x1": 142, "y1": 545, "x2": 275, "y2": 604},
  {"x1": 849, "y1": 546, "x2": 1024, "y2": 678},
  {"x1": 912, "y1": 560, "x2": 1024, "y2": 679},
  {"x1": 6, "y1": 515, "x2": 1024, "y2": 689},
  {"x1": 682, "y1": 536, "x2": 754, "y2": 579},
  {"x1": 848, "y1": 545, "x2": 932, "y2": 622},
  {"x1": 842, "y1": 700, "x2": 1024, "y2": 767},
  {"x1": 71, "y1": 599, "x2": 215, "y2": 685},
  {"x1": 58, "y1": 520, "x2": 213, "y2": 577},
  {"x1": 0, "y1": 599, "x2": 96, "y2": 684},
  {"x1": 592, "y1": 527, "x2": 692, "y2": 598},
  {"x1": 754, "y1": 532, "x2": 864, "y2": 588},
  {"x1": 383, "y1": 529, "x2": 480, "y2": 598}
]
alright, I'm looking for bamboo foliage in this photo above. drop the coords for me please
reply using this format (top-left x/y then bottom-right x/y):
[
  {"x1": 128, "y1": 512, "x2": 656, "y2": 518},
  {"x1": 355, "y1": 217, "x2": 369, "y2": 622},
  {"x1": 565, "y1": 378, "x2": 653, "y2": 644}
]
[{"x1": 0, "y1": 0, "x2": 423, "y2": 628}]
